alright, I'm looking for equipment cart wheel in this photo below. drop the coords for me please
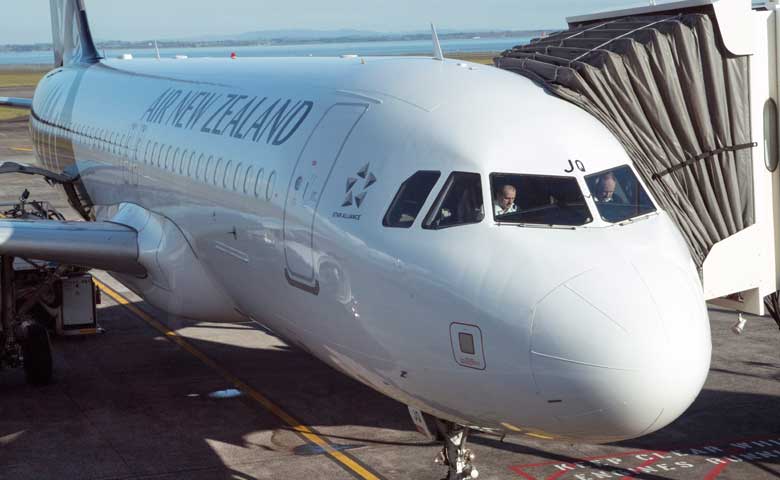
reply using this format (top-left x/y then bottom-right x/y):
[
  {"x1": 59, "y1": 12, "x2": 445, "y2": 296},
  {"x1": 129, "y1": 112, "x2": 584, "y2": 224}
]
[{"x1": 18, "y1": 320, "x2": 53, "y2": 385}]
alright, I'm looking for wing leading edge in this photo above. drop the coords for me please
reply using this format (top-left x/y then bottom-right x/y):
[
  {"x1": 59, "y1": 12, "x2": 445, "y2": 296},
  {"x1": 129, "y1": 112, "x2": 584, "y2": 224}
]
[
  {"x1": 0, "y1": 219, "x2": 145, "y2": 275},
  {"x1": 0, "y1": 97, "x2": 33, "y2": 109}
]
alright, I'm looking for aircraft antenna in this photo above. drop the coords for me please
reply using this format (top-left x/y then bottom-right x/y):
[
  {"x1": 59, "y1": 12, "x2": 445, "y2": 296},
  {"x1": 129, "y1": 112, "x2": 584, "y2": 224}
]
[
  {"x1": 430, "y1": 23, "x2": 444, "y2": 61},
  {"x1": 154, "y1": 40, "x2": 161, "y2": 60}
]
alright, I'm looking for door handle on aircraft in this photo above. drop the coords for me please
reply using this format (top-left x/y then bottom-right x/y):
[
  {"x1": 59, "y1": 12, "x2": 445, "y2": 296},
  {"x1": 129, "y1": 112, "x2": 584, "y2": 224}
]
[{"x1": 285, "y1": 268, "x2": 320, "y2": 295}]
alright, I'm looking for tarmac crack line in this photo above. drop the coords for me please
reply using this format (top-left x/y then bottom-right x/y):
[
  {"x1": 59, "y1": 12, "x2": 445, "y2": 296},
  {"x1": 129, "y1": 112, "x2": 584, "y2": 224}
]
[{"x1": 93, "y1": 278, "x2": 387, "y2": 480}]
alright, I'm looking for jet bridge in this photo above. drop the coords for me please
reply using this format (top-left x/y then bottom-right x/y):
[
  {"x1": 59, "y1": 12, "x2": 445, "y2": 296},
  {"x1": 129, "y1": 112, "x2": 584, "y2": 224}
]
[{"x1": 496, "y1": 0, "x2": 780, "y2": 323}]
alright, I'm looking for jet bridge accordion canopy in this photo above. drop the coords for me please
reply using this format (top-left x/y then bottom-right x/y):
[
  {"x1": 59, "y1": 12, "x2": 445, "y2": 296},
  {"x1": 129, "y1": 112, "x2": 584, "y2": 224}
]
[{"x1": 496, "y1": 13, "x2": 753, "y2": 267}]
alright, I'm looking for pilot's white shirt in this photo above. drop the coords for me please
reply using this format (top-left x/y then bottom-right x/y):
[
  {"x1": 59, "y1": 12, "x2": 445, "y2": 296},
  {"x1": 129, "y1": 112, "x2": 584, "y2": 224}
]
[{"x1": 494, "y1": 203, "x2": 517, "y2": 216}]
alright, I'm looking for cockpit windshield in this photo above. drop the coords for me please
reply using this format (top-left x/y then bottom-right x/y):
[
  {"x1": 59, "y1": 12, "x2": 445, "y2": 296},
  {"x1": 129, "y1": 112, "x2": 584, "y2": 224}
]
[
  {"x1": 490, "y1": 174, "x2": 592, "y2": 226},
  {"x1": 585, "y1": 165, "x2": 656, "y2": 223}
]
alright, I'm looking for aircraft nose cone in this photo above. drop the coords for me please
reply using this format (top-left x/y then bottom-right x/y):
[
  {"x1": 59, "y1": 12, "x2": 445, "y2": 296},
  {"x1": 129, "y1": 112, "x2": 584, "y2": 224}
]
[{"x1": 530, "y1": 260, "x2": 710, "y2": 442}]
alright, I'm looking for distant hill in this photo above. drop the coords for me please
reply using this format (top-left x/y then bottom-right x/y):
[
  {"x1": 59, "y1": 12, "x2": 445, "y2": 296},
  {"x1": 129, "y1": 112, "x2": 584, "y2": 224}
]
[
  {"x1": 170, "y1": 28, "x2": 527, "y2": 43},
  {"x1": 170, "y1": 29, "x2": 385, "y2": 43},
  {"x1": 229, "y1": 29, "x2": 383, "y2": 42},
  {"x1": 3, "y1": 28, "x2": 553, "y2": 52}
]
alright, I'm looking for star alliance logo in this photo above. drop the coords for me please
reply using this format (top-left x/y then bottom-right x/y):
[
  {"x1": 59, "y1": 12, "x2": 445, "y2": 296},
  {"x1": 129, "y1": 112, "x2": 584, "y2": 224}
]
[{"x1": 342, "y1": 163, "x2": 376, "y2": 208}]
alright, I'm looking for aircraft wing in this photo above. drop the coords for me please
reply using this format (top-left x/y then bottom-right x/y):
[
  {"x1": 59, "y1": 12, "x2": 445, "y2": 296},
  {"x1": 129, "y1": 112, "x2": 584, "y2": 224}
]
[
  {"x1": 0, "y1": 219, "x2": 145, "y2": 275},
  {"x1": 0, "y1": 97, "x2": 33, "y2": 109},
  {"x1": 0, "y1": 161, "x2": 74, "y2": 183}
]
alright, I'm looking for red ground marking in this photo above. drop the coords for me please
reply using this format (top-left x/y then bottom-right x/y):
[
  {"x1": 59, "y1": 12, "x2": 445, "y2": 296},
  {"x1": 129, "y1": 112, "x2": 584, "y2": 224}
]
[
  {"x1": 508, "y1": 450, "x2": 658, "y2": 480},
  {"x1": 619, "y1": 457, "x2": 661, "y2": 479},
  {"x1": 535, "y1": 452, "x2": 661, "y2": 480},
  {"x1": 508, "y1": 435, "x2": 780, "y2": 479},
  {"x1": 701, "y1": 447, "x2": 743, "y2": 480},
  {"x1": 511, "y1": 449, "x2": 654, "y2": 470},
  {"x1": 509, "y1": 468, "x2": 536, "y2": 480},
  {"x1": 545, "y1": 468, "x2": 569, "y2": 480},
  {"x1": 703, "y1": 461, "x2": 730, "y2": 480}
]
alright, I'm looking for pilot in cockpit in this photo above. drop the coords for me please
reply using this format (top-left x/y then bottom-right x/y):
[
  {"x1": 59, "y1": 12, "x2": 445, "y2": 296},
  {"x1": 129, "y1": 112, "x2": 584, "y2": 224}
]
[
  {"x1": 494, "y1": 184, "x2": 517, "y2": 216},
  {"x1": 594, "y1": 171, "x2": 620, "y2": 203}
]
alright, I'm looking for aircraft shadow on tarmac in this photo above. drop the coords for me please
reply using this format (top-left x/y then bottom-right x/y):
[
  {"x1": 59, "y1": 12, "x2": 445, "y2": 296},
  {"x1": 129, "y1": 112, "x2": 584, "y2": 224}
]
[
  {"x1": 0, "y1": 303, "x2": 435, "y2": 479},
  {"x1": 0, "y1": 302, "x2": 778, "y2": 479}
]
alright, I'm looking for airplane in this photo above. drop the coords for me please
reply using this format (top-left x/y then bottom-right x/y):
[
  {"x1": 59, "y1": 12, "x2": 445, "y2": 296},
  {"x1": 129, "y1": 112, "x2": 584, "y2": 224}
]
[{"x1": 0, "y1": 1, "x2": 714, "y2": 479}]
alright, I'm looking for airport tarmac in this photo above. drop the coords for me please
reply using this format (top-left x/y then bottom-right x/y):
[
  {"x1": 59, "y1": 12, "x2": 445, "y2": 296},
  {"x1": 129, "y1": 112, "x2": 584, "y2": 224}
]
[{"x1": 0, "y1": 113, "x2": 779, "y2": 480}]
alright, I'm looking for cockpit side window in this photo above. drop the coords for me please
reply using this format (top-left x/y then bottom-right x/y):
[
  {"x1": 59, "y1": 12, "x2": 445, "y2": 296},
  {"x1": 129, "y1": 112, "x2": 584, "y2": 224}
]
[
  {"x1": 491, "y1": 173, "x2": 592, "y2": 226},
  {"x1": 585, "y1": 165, "x2": 656, "y2": 223},
  {"x1": 423, "y1": 172, "x2": 484, "y2": 230},
  {"x1": 383, "y1": 171, "x2": 441, "y2": 228}
]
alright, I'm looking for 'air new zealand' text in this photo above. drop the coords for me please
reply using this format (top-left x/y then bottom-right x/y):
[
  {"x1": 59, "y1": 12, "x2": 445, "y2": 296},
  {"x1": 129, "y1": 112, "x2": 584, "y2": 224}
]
[{"x1": 141, "y1": 88, "x2": 314, "y2": 146}]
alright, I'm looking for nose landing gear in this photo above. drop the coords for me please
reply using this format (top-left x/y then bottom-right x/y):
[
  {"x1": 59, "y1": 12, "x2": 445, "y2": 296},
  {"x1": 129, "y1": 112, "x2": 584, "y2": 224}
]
[
  {"x1": 434, "y1": 419, "x2": 479, "y2": 480},
  {"x1": 408, "y1": 406, "x2": 480, "y2": 479}
]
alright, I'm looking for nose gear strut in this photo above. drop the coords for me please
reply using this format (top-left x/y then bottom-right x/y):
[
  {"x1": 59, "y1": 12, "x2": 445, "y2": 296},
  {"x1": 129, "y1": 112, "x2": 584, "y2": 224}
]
[{"x1": 434, "y1": 419, "x2": 479, "y2": 480}]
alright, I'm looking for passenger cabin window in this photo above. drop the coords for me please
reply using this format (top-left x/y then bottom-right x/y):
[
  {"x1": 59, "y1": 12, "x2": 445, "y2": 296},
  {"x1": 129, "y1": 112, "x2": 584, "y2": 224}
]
[
  {"x1": 232, "y1": 163, "x2": 243, "y2": 191},
  {"x1": 266, "y1": 171, "x2": 276, "y2": 201},
  {"x1": 585, "y1": 165, "x2": 656, "y2": 223},
  {"x1": 178, "y1": 149, "x2": 187, "y2": 174},
  {"x1": 223, "y1": 160, "x2": 233, "y2": 188},
  {"x1": 213, "y1": 157, "x2": 223, "y2": 185},
  {"x1": 491, "y1": 173, "x2": 591, "y2": 226},
  {"x1": 254, "y1": 169, "x2": 265, "y2": 197},
  {"x1": 162, "y1": 145, "x2": 170, "y2": 169},
  {"x1": 187, "y1": 151, "x2": 196, "y2": 176},
  {"x1": 244, "y1": 165, "x2": 256, "y2": 194},
  {"x1": 423, "y1": 172, "x2": 484, "y2": 230},
  {"x1": 383, "y1": 171, "x2": 441, "y2": 228},
  {"x1": 197, "y1": 154, "x2": 207, "y2": 181},
  {"x1": 206, "y1": 156, "x2": 216, "y2": 184}
]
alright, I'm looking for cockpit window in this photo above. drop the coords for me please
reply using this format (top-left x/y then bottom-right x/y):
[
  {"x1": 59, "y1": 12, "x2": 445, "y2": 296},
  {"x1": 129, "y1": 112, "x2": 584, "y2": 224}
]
[
  {"x1": 490, "y1": 173, "x2": 592, "y2": 226},
  {"x1": 585, "y1": 165, "x2": 656, "y2": 223},
  {"x1": 423, "y1": 172, "x2": 484, "y2": 230},
  {"x1": 383, "y1": 171, "x2": 441, "y2": 228}
]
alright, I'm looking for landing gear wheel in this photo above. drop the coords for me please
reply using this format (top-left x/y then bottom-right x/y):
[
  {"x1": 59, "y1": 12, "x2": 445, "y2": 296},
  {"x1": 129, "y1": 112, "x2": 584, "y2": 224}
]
[
  {"x1": 19, "y1": 321, "x2": 52, "y2": 385},
  {"x1": 434, "y1": 419, "x2": 479, "y2": 480}
]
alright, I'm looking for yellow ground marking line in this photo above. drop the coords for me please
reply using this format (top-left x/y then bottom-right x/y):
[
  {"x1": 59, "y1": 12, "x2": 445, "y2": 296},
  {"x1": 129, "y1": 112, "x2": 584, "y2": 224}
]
[
  {"x1": 93, "y1": 278, "x2": 382, "y2": 480},
  {"x1": 500, "y1": 422, "x2": 557, "y2": 440},
  {"x1": 10, "y1": 147, "x2": 32, "y2": 152},
  {"x1": 525, "y1": 432, "x2": 555, "y2": 440}
]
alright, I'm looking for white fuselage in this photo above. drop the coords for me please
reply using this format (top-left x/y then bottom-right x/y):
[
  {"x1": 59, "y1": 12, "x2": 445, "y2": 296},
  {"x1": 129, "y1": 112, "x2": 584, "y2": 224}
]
[{"x1": 29, "y1": 55, "x2": 711, "y2": 443}]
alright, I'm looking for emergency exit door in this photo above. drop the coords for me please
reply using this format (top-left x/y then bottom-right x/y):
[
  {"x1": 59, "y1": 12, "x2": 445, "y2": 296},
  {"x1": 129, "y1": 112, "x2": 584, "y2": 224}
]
[{"x1": 283, "y1": 104, "x2": 367, "y2": 289}]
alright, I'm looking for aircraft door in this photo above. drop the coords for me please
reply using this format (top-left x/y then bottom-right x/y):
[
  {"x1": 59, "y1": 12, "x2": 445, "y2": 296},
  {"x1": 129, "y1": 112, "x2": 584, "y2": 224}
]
[{"x1": 283, "y1": 104, "x2": 367, "y2": 290}]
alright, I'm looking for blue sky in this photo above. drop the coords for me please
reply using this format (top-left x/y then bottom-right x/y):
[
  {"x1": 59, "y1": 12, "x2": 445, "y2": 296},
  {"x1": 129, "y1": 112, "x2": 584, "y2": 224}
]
[{"x1": 3, "y1": 1, "x2": 653, "y2": 44}]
